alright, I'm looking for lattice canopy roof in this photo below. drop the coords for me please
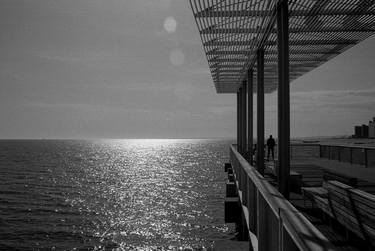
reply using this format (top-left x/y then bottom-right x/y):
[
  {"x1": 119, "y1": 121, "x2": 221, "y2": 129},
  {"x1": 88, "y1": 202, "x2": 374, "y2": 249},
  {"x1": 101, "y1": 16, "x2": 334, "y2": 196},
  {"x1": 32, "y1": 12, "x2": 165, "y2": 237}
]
[{"x1": 189, "y1": 0, "x2": 375, "y2": 93}]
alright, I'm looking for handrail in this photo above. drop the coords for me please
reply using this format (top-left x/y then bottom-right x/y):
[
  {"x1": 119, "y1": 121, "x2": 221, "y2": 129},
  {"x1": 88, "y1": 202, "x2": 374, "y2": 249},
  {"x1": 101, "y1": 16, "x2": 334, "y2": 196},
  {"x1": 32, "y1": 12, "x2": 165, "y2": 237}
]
[
  {"x1": 319, "y1": 143, "x2": 375, "y2": 150},
  {"x1": 318, "y1": 144, "x2": 375, "y2": 167},
  {"x1": 230, "y1": 145, "x2": 335, "y2": 251},
  {"x1": 270, "y1": 143, "x2": 375, "y2": 167}
]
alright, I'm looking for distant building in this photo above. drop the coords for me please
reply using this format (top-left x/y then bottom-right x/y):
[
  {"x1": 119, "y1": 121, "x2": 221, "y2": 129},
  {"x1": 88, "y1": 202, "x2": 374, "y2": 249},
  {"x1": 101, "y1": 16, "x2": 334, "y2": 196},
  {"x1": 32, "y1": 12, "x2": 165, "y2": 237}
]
[
  {"x1": 362, "y1": 124, "x2": 369, "y2": 138},
  {"x1": 369, "y1": 117, "x2": 375, "y2": 138},
  {"x1": 353, "y1": 121, "x2": 371, "y2": 138},
  {"x1": 354, "y1": 126, "x2": 362, "y2": 138}
]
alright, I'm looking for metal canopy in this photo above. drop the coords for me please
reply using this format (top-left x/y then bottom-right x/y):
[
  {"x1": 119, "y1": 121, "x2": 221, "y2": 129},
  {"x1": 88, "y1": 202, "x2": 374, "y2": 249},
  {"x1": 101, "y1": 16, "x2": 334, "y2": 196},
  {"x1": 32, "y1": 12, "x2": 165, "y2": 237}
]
[{"x1": 189, "y1": 0, "x2": 375, "y2": 93}]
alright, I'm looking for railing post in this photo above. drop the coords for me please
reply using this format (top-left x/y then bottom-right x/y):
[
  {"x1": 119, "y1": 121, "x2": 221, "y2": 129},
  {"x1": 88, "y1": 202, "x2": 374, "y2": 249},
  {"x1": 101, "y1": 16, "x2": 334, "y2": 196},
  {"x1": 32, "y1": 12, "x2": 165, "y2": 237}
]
[
  {"x1": 247, "y1": 178, "x2": 256, "y2": 233},
  {"x1": 277, "y1": 0, "x2": 290, "y2": 199},
  {"x1": 257, "y1": 191, "x2": 266, "y2": 249},
  {"x1": 365, "y1": 148, "x2": 368, "y2": 167},
  {"x1": 240, "y1": 210, "x2": 249, "y2": 241},
  {"x1": 242, "y1": 169, "x2": 247, "y2": 205},
  {"x1": 279, "y1": 210, "x2": 299, "y2": 251},
  {"x1": 319, "y1": 145, "x2": 322, "y2": 158},
  {"x1": 328, "y1": 146, "x2": 331, "y2": 160}
]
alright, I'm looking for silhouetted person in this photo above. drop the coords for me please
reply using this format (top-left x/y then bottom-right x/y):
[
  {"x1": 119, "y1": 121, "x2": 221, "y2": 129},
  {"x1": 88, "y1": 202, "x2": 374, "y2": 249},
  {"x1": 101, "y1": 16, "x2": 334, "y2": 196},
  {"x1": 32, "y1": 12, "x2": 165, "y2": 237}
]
[{"x1": 267, "y1": 135, "x2": 275, "y2": 160}]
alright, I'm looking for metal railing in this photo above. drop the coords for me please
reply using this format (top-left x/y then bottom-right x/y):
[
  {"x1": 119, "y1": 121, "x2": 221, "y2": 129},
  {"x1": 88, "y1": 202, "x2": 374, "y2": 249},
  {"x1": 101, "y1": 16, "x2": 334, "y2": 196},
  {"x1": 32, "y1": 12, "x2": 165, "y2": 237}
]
[
  {"x1": 319, "y1": 144, "x2": 375, "y2": 168},
  {"x1": 271, "y1": 143, "x2": 375, "y2": 168},
  {"x1": 230, "y1": 145, "x2": 335, "y2": 251},
  {"x1": 290, "y1": 143, "x2": 320, "y2": 159}
]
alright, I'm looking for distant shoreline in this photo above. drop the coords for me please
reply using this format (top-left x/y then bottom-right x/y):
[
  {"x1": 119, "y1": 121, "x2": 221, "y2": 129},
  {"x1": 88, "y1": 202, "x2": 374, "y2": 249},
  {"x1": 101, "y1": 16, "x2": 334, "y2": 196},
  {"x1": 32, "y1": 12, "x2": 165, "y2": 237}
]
[{"x1": 0, "y1": 135, "x2": 354, "y2": 140}]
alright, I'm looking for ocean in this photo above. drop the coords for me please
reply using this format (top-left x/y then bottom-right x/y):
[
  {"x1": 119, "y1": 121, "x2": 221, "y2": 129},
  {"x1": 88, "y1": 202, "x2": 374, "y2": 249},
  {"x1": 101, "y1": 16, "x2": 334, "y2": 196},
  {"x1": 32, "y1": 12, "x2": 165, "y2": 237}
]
[{"x1": 0, "y1": 139, "x2": 236, "y2": 250}]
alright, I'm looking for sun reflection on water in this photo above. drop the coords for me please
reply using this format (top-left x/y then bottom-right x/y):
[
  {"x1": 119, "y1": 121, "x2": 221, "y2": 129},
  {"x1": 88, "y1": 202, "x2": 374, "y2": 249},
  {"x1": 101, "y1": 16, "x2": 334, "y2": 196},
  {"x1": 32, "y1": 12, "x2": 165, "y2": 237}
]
[{"x1": 0, "y1": 139, "x2": 235, "y2": 250}]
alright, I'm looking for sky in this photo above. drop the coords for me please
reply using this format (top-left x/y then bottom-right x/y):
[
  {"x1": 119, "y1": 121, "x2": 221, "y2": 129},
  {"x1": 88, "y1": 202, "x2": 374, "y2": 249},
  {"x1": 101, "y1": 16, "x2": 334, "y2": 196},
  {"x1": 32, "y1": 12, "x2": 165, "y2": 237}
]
[{"x1": 1, "y1": 0, "x2": 375, "y2": 139}]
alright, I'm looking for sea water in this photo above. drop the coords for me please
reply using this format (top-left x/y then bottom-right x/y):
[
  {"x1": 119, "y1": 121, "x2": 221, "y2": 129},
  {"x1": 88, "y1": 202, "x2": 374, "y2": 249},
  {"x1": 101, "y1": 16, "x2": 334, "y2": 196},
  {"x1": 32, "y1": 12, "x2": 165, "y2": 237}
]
[{"x1": 0, "y1": 139, "x2": 236, "y2": 250}]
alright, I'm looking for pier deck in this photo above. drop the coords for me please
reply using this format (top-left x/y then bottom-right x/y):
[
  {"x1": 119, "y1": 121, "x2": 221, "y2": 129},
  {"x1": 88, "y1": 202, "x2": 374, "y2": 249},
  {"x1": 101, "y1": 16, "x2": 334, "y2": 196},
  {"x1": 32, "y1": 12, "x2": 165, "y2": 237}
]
[
  {"x1": 225, "y1": 145, "x2": 336, "y2": 251},
  {"x1": 223, "y1": 144, "x2": 375, "y2": 251}
]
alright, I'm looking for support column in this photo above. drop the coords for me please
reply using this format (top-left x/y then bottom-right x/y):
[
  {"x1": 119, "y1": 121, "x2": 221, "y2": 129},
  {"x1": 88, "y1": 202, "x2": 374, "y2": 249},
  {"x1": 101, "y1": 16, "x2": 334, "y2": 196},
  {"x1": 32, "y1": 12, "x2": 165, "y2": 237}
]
[
  {"x1": 241, "y1": 80, "x2": 247, "y2": 156},
  {"x1": 240, "y1": 86, "x2": 244, "y2": 155},
  {"x1": 237, "y1": 91, "x2": 240, "y2": 151},
  {"x1": 277, "y1": 0, "x2": 290, "y2": 199},
  {"x1": 239, "y1": 87, "x2": 244, "y2": 154},
  {"x1": 247, "y1": 69, "x2": 254, "y2": 165},
  {"x1": 257, "y1": 49, "x2": 265, "y2": 175}
]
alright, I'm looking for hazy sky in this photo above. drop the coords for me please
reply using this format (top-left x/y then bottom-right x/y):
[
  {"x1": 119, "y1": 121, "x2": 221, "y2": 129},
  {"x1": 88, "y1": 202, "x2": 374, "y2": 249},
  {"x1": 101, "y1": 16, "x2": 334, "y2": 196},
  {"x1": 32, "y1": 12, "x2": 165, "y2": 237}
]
[{"x1": 1, "y1": 0, "x2": 375, "y2": 139}]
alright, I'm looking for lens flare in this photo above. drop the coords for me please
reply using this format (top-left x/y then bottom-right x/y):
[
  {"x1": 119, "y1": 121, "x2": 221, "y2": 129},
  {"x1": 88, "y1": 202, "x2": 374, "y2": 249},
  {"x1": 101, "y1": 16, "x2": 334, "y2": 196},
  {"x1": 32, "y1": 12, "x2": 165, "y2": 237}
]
[{"x1": 163, "y1": 16, "x2": 177, "y2": 33}]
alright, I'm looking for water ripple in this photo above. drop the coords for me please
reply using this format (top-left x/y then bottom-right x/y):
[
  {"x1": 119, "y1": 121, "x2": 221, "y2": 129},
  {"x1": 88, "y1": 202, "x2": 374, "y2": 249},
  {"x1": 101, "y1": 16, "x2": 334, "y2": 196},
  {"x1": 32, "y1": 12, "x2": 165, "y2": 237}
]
[{"x1": 0, "y1": 139, "x2": 235, "y2": 250}]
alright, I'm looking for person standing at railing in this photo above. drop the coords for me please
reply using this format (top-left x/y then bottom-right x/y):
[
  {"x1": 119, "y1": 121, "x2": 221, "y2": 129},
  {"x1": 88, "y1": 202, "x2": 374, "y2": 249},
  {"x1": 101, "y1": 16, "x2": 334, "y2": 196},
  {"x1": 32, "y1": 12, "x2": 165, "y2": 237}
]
[{"x1": 267, "y1": 135, "x2": 275, "y2": 161}]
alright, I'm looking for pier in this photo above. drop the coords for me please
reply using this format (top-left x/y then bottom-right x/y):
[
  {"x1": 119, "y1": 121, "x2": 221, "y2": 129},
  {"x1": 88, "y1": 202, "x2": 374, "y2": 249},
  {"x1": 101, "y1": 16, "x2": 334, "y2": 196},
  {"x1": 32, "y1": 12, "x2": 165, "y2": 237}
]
[
  {"x1": 189, "y1": 0, "x2": 375, "y2": 250},
  {"x1": 223, "y1": 142, "x2": 375, "y2": 250}
]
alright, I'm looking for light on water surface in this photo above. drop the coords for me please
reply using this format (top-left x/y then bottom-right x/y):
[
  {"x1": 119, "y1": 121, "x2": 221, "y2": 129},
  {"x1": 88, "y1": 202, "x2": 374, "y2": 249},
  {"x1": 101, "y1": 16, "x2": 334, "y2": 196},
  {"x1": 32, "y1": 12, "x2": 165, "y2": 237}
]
[{"x1": 0, "y1": 139, "x2": 235, "y2": 250}]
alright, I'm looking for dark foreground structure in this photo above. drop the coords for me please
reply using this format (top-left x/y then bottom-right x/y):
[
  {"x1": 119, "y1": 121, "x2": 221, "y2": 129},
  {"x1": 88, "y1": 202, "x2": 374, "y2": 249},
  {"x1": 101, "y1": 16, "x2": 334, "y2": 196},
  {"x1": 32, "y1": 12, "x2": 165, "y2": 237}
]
[{"x1": 189, "y1": 1, "x2": 375, "y2": 250}]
